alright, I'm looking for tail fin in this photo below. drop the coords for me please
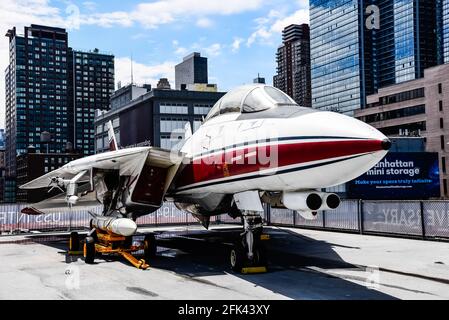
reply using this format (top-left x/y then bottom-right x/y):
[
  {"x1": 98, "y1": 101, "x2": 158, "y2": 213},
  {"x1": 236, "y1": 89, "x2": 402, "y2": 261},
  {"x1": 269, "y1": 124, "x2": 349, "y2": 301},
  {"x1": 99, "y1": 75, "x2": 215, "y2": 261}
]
[{"x1": 107, "y1": 121, "x2": 118, "y2": 151}]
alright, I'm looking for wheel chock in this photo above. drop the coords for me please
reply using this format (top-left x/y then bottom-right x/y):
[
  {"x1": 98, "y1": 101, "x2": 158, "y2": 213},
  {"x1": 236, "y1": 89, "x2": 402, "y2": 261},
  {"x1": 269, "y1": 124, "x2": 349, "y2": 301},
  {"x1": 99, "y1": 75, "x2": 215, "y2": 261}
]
[
  {"x1": 68, "y1": 250, "x2": 84, "y2": 256},
  {"x1": 240, "y1": 266, "x2": 267, "y2": 274},
  {"x1": 260, "y1": 234, "x2": 270, "y2": 241}
]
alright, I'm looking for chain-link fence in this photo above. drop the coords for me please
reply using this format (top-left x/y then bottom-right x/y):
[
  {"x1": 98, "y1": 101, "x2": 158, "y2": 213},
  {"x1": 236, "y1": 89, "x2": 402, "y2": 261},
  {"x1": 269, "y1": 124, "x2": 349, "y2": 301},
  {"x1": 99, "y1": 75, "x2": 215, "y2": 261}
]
[
  {"x1": 269, "y1": 200, "x2": 449, "y2": 241},
  {"x1": 1, "y1": 200, "x2": 449, "y2": 241},
  {"x1": 0, "y1": 203, "x2": 230, "y2": 235}
]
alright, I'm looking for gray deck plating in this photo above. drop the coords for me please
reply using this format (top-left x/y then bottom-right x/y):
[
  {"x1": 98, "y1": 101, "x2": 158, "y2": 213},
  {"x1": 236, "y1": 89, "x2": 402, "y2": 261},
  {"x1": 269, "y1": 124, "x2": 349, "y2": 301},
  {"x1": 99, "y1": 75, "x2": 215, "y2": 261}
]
[{"x1": 0, "y1": 225, "x2": 448, "y2": 300}]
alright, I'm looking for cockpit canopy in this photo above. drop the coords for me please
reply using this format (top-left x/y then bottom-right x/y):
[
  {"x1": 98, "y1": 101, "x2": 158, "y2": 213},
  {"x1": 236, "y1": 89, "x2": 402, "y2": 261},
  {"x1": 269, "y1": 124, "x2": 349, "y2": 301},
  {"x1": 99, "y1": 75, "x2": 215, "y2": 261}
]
[{"x1": 205, "y1": 84, "x2": 298, "y2": 121}]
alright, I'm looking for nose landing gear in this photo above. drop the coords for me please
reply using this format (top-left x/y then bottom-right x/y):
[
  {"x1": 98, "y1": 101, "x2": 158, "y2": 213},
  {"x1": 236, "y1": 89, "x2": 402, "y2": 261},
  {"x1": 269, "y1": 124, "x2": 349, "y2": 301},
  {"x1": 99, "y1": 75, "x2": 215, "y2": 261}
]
[{"x1": 230, "y1": 213, "x2": 268, "y2": 274}]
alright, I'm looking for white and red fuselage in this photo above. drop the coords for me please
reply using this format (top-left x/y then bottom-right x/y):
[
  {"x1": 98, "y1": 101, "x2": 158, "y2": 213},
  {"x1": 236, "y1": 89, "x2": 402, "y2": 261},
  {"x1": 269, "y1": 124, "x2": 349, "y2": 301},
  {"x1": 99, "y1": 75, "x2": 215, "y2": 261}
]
[{"x1": 174, "y1": 108, "x2": 390, "y2": 197}]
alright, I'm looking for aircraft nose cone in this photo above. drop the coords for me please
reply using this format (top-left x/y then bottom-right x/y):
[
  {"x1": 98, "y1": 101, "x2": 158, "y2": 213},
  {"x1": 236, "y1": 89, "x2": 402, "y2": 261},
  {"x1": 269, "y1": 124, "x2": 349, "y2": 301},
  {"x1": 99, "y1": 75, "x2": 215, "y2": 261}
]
[{"x1": 381, "y1": 139, "x2": 392, "y2": 151}]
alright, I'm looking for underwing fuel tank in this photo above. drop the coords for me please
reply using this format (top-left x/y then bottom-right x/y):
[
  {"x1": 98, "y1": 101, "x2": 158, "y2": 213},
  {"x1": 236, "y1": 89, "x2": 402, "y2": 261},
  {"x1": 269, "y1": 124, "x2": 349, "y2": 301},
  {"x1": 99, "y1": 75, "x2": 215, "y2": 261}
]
[{"x1": 91, "y1": 216, "x2": 137, "y2": 237}]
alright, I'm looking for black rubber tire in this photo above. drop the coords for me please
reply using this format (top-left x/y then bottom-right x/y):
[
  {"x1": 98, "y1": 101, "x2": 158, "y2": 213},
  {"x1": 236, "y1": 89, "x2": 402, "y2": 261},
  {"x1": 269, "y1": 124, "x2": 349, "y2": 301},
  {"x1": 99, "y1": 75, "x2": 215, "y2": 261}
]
[
  {"x1": 69, "y1": 232, "x2": 79, "y2": 252},
  {"x1": 144, "y1": 234, "x2": 157, "y2": 261},
  {"x1": 253, "y1": 242, "x2": 267, "y2": 266},
  {"x1": 123, "y1": 236, "x2": 133, "y2": 249},
  {"x1": 230, "y1": 241, "x2": 246, "y2": 272},
  {"x1": 84, "y1": 236, "x2": 96, "y2": 264}
]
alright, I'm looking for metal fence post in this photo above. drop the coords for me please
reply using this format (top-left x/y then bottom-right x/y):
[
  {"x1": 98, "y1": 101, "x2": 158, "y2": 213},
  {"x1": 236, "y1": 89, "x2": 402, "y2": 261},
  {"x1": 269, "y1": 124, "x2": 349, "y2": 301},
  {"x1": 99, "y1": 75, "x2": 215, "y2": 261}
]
[
  {"x1": 323, "y1": 210, "x2": 326, "y2": 229},
  {"x1": 358, "y1": 199, "x2": 364, "y2": 235},
  {"x1": 267, "y1": 204, "x2": 271, "y2": 226},
  {"x1": 292, "y1": 209, "x2": 296, "y2": 227},
  {"x1": 16, "y1": 207, "x2": 19, "y2": 233},
  {"x1": 420, "y1": 200, "x2": 426, "y2": 239}
]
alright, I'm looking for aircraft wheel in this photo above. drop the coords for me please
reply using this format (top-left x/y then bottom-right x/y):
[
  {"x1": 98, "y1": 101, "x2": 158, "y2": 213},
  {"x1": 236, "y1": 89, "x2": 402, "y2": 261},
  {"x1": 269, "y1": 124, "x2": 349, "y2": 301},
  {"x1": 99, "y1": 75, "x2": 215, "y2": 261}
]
[
  {"x1": 252, "y1": 241, "x2": 267, "y2": 266},
  {"x1": 144, "y1": 234, "x2": 157, "y2": 261},
  {"x1": 230, "y1": 241, "x2": 246, "y2": 272},
  {"x1": 69, "y1": 232, "x2": 79, "y2": 252},
  {"x1": 84, "y1": 236, "x2": 96, "y2": 264}
]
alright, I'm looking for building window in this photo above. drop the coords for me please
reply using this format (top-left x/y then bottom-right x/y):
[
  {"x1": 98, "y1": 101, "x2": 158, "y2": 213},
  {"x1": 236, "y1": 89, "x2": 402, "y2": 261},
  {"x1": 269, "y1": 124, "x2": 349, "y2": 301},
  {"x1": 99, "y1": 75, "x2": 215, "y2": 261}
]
[
  {"x1": 441, "y1": 118, "x2": 444, "y2": 129},
  {"x1": 440, "y1": 101, "x2": 443, "y2": 112},
  {"x1": 160, "y1": 103, "x2": 188, "y2": 114},
  {"x1": 444, "y1": 179, "x2": 448, "y2": 196},
  {"x1": 439, "y1": 83, "x2": 443, "y2": 94},
  {"x1": 194, "y1": 104, "x2": 213, "y2": 115},
  {"x1": 160, "y1": 119, "x2": 190, "y2": 133},
  {"x1": 441, "y1": 135, "x2": 445, "y2": 150}
]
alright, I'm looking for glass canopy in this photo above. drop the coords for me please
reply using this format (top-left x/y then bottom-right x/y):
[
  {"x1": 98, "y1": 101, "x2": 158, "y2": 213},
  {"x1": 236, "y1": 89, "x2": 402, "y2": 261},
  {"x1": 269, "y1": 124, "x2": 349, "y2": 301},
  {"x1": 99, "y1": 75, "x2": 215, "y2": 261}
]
[{"x1": 205, "y1": 84, "x2": 298, "y2": 121}]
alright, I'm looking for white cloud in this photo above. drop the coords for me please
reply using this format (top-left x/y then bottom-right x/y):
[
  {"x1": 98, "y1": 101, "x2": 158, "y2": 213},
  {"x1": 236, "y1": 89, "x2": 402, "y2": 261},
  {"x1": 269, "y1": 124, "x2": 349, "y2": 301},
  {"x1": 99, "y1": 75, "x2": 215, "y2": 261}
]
[
  {"x1": 81, "y1": 0, "x2": 264, "y2": 29},
  {"x1": 204, "y1": 43, "x2": 222, "y2": 57},
  {"x1": 131, "y1": 33, "x2": 148, "y2": 40},
  {"x1": 196, "y1": 17, "x2": 213, "y2": 28},
  {"x1": 172, "y1": 40, "x2": 189, "y2": 57},
  {"x1": 115, "y1": 57, "x2": 176, "y2": 88},
  {"x1": 231, "y1": 37, "x2": 244, "y2": 53},
  {"x1": 271, "y1": 9, "x2": 309, "y2": 33},
  {"x1": 173, "y1": 40, "x2": 224, "y2": 58},
  {"x1": 80, "y1": 11, "x2": 134, "y2": 28},
  {"x1": 247, "y1": 7, "x2": 309, "y2": 47},
  {"x1": 247, "y1": 27, "x2": 272, "y2": 47},
  {"x1": 83, "y1": 1, "x2": 97, "y2": 12},
  {"x1": 175, "y1": 47, "x2": 188, "y2": 56}
]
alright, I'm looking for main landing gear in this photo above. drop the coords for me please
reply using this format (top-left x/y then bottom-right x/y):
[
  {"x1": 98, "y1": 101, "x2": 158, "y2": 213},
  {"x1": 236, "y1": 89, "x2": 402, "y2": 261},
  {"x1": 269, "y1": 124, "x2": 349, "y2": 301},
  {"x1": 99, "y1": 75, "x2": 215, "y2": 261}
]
[
  {"x1": 230, "y1": 191, "x2": 269, "y2": 274},
  {"x1": 230, "y1": 214, "x2": 269, "y2": 273},
  {"x1": 69, "y1": 230, "x2": 157, "y2": 270}
]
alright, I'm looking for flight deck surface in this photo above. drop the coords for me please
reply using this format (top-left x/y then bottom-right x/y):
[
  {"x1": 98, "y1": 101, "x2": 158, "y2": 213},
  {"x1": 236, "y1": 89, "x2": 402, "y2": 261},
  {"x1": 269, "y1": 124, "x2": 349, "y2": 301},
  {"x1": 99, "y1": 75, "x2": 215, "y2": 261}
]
[{"x1": 0, "y1": 226, "x2": 448, "y2": 300}]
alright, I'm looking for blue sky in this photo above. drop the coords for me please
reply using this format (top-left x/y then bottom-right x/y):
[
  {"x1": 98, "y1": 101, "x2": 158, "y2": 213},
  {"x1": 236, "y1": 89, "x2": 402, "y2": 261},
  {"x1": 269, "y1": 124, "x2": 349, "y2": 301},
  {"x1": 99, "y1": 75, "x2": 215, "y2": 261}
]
[{"x1": 0, "y1": 0, "x2": 309, "y2": 125}]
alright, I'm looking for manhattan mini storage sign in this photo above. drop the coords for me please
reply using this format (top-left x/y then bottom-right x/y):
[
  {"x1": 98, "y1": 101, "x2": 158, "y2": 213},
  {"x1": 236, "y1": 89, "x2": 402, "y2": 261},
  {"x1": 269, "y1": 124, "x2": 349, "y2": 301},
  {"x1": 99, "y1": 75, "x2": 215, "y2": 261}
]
[{"x1": 347, "y1": 152, "x2": 440, "y2": 200}]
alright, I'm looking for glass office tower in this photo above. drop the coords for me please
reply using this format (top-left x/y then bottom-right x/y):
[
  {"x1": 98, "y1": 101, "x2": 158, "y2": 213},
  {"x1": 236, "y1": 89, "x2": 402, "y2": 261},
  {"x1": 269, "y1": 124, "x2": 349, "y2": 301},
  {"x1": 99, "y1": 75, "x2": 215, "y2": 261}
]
[
  {"x1": 310, "y1": 0, "x2": 438, "y2": 115},
  {"x1": 310, "y1": 0, "x2": 367, "y2": 116},
  {"x1": 437, "y1": 0, "x2": 449, "y2": 64},
  {"x1": 376, "y1": 0, "x2": 437, "y2": 86}
]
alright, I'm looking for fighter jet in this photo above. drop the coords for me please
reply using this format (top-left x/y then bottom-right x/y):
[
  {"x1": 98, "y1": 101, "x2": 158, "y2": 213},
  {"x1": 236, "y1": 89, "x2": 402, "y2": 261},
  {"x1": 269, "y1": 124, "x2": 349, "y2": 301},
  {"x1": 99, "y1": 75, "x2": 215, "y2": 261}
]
[{"x1": 20, "y1": 84, "x2": 391, "y2": 271}]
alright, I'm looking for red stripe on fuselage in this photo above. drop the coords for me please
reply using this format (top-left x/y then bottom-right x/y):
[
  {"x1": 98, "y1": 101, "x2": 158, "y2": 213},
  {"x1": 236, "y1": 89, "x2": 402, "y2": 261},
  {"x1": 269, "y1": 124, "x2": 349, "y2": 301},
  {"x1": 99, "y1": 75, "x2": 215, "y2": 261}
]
[{"x1": 176, "y1": 139, "x2": 384, "y2": 189}]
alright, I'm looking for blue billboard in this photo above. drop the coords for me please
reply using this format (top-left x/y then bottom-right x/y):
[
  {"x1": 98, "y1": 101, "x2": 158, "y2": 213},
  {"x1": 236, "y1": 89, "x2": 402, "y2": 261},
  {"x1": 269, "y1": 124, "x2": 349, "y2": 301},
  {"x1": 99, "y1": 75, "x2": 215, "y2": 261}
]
[{"x1": 347, "y1": 152, "x2": 440, "y2": 200}]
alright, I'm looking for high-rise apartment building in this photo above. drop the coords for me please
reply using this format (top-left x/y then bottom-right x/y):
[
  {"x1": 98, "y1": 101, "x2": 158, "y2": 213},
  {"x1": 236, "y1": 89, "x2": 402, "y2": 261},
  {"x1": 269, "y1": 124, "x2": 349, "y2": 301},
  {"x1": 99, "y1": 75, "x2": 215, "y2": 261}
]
[
  {"x1": 4, "y1": 25, "x2": 114, "y2": 202},
  {"x1": 5, "y1": 25, "x2": 71, "y2": 179},
  {"x1": 69, "y1": 48, "x2": 115, "y2": 155},
  {"x1": 273, "y1": 24, "x2": 311, "y2": 107}
]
